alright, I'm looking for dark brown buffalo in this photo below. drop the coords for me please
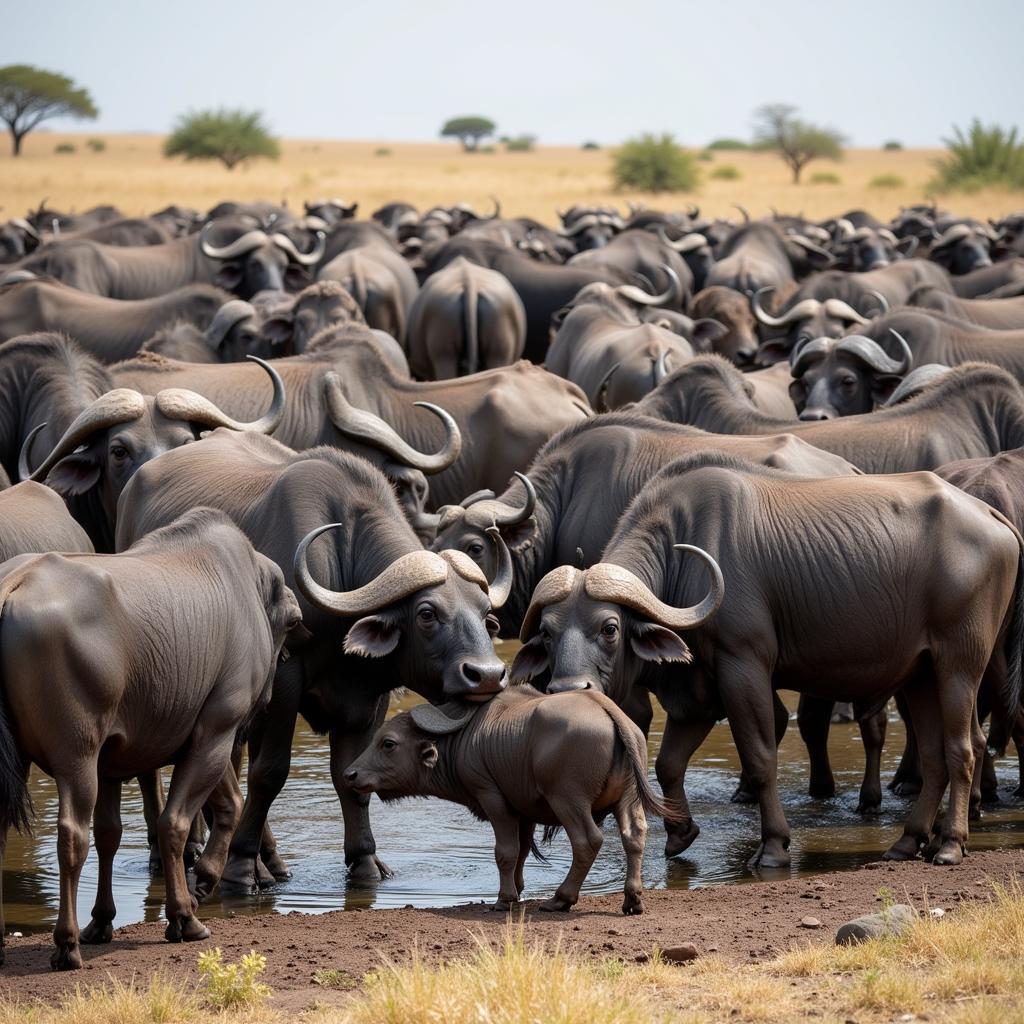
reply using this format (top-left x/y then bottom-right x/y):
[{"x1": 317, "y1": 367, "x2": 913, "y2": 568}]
[
  {"x1": 634, "y1": 357, "x2": 1024, "y2": 473},
  {"x1": 688, "y1": 286, "x2": 760, "y2": 366},
  {"x1": 345, "y1": 688, "x2": 672, "y2": 914},
  {"x1": 705, "y1": 222, "x2": 833, "y2": 297},
  {"x1": 928, "y1": 222, "x2": 996, "y2": 275},
  {"x1": 0, "y1": 508, "x2": 302, "y2": 968},
  {"x1": 115, "y1": 432, "x2": 513, "y2": 888},
  {"x1": 513, "y1": 455, "x2": 1024, "y2": 868},
  {"x1": 406, "y1": 257, "x2": 526, "y2": 379}
]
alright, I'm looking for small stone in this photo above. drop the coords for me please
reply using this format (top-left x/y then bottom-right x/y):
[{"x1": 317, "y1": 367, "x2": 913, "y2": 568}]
[
  {"x1": 707, "y1": 945, "x2": 718, "y2": 953},
  {"x1": 836, "y1": 904, "x2": 916, "y2": 945},
  {"x1": 634, "y1": 952, "x2": 650, "y2": 964},
  {"x1": 661, "y1": 942, "x2": 699, "y2": 963},
  {"x1": 800, "y1": 917, "x2": 822, "y2": 929},
  {"x1": 607, "y1": 928, "x2": 621, "y2": 936},
  {"x1": 929, "y1": 907, "x2": 945, "y2": 919},
  {"x1": 898, "y1": 1015, "x2": 916, "y2": 1022}
]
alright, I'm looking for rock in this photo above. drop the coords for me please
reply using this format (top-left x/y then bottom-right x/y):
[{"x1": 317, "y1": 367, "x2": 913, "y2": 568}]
[
  {"x1": 800, "y1": 917, "x2": 822, "y2": 929},
  {"x1": 835, "y1": 904, "x2": 916, "y2": 945},
  {"x1": 929, "y1": 907, "x2": 946, "y2": 919},
  {"x1": 661, "y1": 943, "x2": 699, "y2": 963}
]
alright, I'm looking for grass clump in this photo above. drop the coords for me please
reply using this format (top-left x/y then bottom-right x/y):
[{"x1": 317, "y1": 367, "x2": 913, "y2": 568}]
[
  {"x1": 196, "y1": 947, "x2": 271, "y2": 1010},
  {"x1": 883, "y1": 139, "x2": 903, "y2": 151},
  {"x1": 869, "y1": 173, "x2": 905, "y2": 188},
  {"x1": 932, "y1": 120, "x2": 1024, "y2": 193},
  {"x1": 85, "y1": 137, "x2": 105, "y2": 153},
  {"x1": 313, "y1": 968, "x2": 360, "y2": 991},
  {"x1": 809, "y1": 171, "x2": 841, "y2": 184},
  {"x1": 373, "y1": 147, "x2": 391, "y2": 157},
  {"x1": 54, "y1": 142, "x2": 75, "y2": 154},
  {"x1": 710, "y1": 164, "x2": 741, "y2": 181},
  {"x1": 612, "y1": 133, "x2": 700, "y2": 193},
  {"x1": 707, "y1": 138, "x2": 750, "y2": 151}
]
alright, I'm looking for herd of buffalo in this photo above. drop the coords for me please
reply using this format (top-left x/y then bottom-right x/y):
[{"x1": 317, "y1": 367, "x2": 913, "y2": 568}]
[{"x1": 1, "y1": 194, "x2": 1024, "y2": 970}]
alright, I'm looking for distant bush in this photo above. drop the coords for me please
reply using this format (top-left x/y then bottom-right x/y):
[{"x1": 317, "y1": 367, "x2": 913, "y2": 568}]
[
  {"x1": 374, "y1": 146, "x2": 392, "y2": 157},
  {"x1": 164, "y1": 108, "x2": 279, "y2": 170},
  {"x1": 86, "y1": 137, "x2": 105, "y2": 152},
  {"x1": 504, "y1": 134, "x2": 536, "y2": 152},
  {"x1": 883, "y1": 140, "x2": 903, "y2": 151},
  {"x1": 54, "y1": 142, "x2": 75, "y2": 154},
  {"x1": 581, "y1": 140, "x2": 600, "y2": 150},
  {"x1": 697, "y1": 150, "x2": 714, "y2": 162},
  {"x1": 809, "y1": 171, "x2": 841, "y2": 185},
  {"x1": 931, "y1": 120, "x2": 1024, "y2": 193},
  {"x1": 869, "y1": 173, "x2": 905, "y2": 189},
  {"x1": 478, "y1": 145, "x2": 497, "y2": 154},
  {"x1": 710, "y1": 164, "x2": 741, "y2": 180},
  {"x1": 707, "y1": 138, "x2": 750, "y2": 151},
  {"x1": 613, "y1": 134, "x2": 700, "y2": 193}
]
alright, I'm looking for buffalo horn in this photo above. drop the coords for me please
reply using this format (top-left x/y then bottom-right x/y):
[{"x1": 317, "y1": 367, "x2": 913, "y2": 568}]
[
  {"x1": 484, "y1": 525, "x2": 513, "y2": 609},
  {"x1": 617, "y1": 265, "x2": 680, "y2": 307},
  {"x1": 200, "y1": 223, "x2": 270, "y2": 260},
  {"x1": 821, "y1": 298, "x2": 869, "y2": 325},
  {"x1": 751, "y1": 288, "x2": 822, "y2": 328},
  {"x1": 733, "y1": 204, "x2": 751, "y2": 224},
  {"x1": 835, "y1": 333, "x2": 912, "y2": 376},
  {"x1": 654, "y1": 349, "x2": 671, "y2": 384},
  {"x1": 323, "y1": 376, "x2": 462, "y2": 474},
  {"x1": 864, "y1": 289, "x2": 890, "y2": 315},
  {"x1": 272, "y1": 230, "x2": 327, "y2": 267},
  {"x1": 657, "y1": 226, "x2": 709, "y2": 253}
]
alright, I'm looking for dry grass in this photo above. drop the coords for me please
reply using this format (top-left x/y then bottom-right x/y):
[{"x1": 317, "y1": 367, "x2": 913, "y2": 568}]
[
  {"x1": 3, "y1": 883, "x2": 1023, "y2": 1023},
  {"x1": 1, "y1": 133, "x2": 1021, "y2": 226}
]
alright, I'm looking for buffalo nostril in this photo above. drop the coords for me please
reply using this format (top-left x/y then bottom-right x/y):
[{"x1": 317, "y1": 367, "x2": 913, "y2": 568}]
[
  {"x1": 799, "y1": 410, "x2": 831, "y2": 422},
  {"x1": 344, "y1": 770, "x2": 358, "y2": 784}
]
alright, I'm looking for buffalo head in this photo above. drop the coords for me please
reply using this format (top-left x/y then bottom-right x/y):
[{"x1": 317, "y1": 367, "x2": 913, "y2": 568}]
[{"x1": 929, "y1": 223, "x2": 996, "y2": 275}]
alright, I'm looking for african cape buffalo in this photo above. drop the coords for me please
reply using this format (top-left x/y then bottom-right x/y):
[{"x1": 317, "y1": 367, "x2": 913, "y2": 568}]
[
  {"x1": 0, "y1": 481, "x2": 93, "y2": 561},
  {"x1": 513, "y1": 455, "x2": 1024, "y2": 869},
  {"x1": 345, "y1": 688, "x2": 673, "y2": 914},
  {"x1": 0, "y1": 508, "x2": 302, "y2": 969},
  {"x1": 116, "y1": 436, "x2": 513, "y2": 887},
  {"x1": 907, "y1": 285, "x2": 1024, "y2": 329}
]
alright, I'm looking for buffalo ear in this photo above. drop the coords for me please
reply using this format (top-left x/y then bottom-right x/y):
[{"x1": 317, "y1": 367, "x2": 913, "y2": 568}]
[
  {"x1": 261, "y1": 314, "x2": 295, "y2": 349},
  {"x1": 214, "y1": 262, "x2": 244, "y2": 290},
  {"x1": 630, "y1": 622, "x2": 692, "y2": 664},
  {"x1": 690, "y1": 317, "x2": 728, "y2": 352},
  {"x1": 510, "y1": 635, "x2": 548, "y2": 682},
  {"x1": 788, "y1": 378, "x2": 808, "y2": 407},
  {"x1": 420, "y1": 741, "x2": 438, "y2": 769},
  {"x1": 870, "y1": 373, "x2": 903, "y2": 407},
  {"x1": 44, "y1": 453, "x2": 102, "y2": 496},
  {"x1": 500, "y1": 515, "x2": 537, "y2": 552},
  {"x1": 344, "y1": 614, "x2": 401, "y2": 658},
  {"x1": 284, "y1": 266, "x2": 312, "y2": 292}
]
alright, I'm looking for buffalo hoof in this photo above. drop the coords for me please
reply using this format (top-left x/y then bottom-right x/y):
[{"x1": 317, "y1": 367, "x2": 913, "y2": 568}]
[
  {"x1": 491, "y1": 896, "x2": 519, "y2": 912},
  {"x1": 220, "y1": 854, "x2": 261, "y2": 893},
  {"x1": 165, "y1": 915, "x2": 210, "y2": 944},
  {"x1": 148, "y1": 843, "x2": 163, "y2": 873},
  {"x1": 890, "y1": 779, "x2": 922, "y2": 798},
  {"x1": 883, "y1": 835, "x2": 921, "y2": 861},
  {"x1": 808, "y1": 780, "x2": 836, "y2": 800},
  {"x1": 622, "y1": 892, "x2": 644, "y2": 916},
  {"x1": 730, "y1": 784, "x2": 756, "y2": 805},
  {"x1": 856, "y1": 796, "x2": 882, "y2": 816},
  {"x1": 255, "y1": 859, "x2": 278, "y2": 888},
  {"x1": 747, "y1": 840, "x2": 790, "y2": 870},
  {"x1": 260, "y1": 850, "x2": 292, "y2": 882},
  {"x1": 348, "y1": 854, "x2": 394, "y2": 882},
  {"x1": 539, "y1": 895, "x2": 575, "y2": 913},
  {"x1": 80, "y1": 918, "x2": 113, "y2": 945},
  {"x1": 664, "y1": 821, "x2": 700, "y2": 858},
  {"x1": 930, "y1": 839, "x2": 966, "y2": 866},
  {"x1": 50, "y1": 943, "x2": 82, "y2": 972}
]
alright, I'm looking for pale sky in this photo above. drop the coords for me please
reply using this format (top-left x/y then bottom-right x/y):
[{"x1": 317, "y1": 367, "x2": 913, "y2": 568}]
[{"x1": 4, "y1": 0, "x2": 1022, "y2": 147}]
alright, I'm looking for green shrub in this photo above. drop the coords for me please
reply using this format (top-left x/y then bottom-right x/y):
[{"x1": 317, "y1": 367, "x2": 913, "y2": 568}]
[
  {"x1": 612, "y1": 133, "x2": 700, "y2": 193},
  {"x1": 504, "y1": 134, "x2": 536, "y2": 152},
  {"x1": 164, "y1": 107, "x2": 280, "y2": 170},
  {"x1": 869, "y1": 173, "x2": 905, "y2": 189},
  {"x1": 707, "y1": 138, "x2": 750, "y2": 151},
  {"x1": 931, "y1": 120, "x2": 1024, "y2": 192},
  {"x1": 197, "y1": 948, "x2": 271, "y2": 1009},
  {"x1": 710, "y1": 164, "x2": 741, "y2": 180},
  {"x1": 581, "y1": 140, "x2": 600, "y2": 150},
  {"x1": 883, "y1": 140, "x2": 903, "y2": 151},
  {"x1": 85, "y1": 137, "x2": 105, "y2": 152},
  {"x1": 809, "y1": 171, "x2": 841, "y2": 185},
  {"x1": 374, "y1": 146, "x2": 392, "y2": 157},
  {"x1": 54, "y1": 142, "x2": 75, "y2": 154},
  {"x1": 697, "y1": 150, "x2": 714, "y2": 162}
]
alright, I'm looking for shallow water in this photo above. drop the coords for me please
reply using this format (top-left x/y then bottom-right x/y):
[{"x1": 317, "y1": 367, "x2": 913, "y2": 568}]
[{"x1": 5, "y1": 665, "x2": 1024, "y2": 935}]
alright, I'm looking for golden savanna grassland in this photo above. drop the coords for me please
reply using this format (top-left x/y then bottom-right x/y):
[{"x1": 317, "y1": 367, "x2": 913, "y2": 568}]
[{"x1": 1, "y1": 132, "x2": 1020, "y2": 226}]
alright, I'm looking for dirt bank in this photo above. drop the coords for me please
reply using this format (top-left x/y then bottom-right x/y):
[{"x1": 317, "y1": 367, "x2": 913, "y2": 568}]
[{"x1": 2, "y1": 848, "x2": 1022, "y2": 1011}]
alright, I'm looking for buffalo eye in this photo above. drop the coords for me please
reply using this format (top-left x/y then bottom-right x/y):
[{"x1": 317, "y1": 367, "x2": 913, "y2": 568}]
[
  {"x1": 485, "y1": 614, "x2": 500, "y2": 636},
  {"x1": 539, "y1": 627, "x2": 551, "y2": 646},
  {"x1": 416, "y1": 605, "x2": 437, "y2": 626},
  {"x1": 466, "y1": 541, "x2": 485, "y2": 558},
  {"x1": 600, "y1": 620, "x2": 620, "y2": 642},
  {"x1": 381, "y1": 737, "x2": 397, "y2": 751},
  {"x1": 110, "y1": 444, "x2": 129, "y2": 462}
]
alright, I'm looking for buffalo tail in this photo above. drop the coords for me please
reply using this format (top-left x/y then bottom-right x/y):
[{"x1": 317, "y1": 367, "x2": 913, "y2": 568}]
[{"x1": 0, "y1": 582, "x2": 34, "y2": 834}]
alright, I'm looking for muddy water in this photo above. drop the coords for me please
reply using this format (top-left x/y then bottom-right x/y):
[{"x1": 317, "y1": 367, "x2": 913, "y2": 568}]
[{"x1": 5, "y1": 660, "x2": 1024, "y2": 934}]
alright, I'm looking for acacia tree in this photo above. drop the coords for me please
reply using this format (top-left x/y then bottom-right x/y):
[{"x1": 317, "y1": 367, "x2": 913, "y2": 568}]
[
  {"x1": 164, "y1": 108, "x2": 280, "y2": 170},
  {"x1": 440, "y1": 115, "x2": 496, "y2": 152},
  {"x1": 0, "y1": 65, "x2": 98, "y2": 156},
  {"x1": 753, "y1": 103, "x2": 844, "y2": 184}
]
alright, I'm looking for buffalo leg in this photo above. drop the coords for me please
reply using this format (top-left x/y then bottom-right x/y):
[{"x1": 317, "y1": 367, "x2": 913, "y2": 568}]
[
  {"x1": 885, "y1": 680, "x2": 947, "y2": 860},
  {"x1": 890, "y1": 690, "x2": 922, "y2": 796},
  {"x1": 857, "y1": 707, "x2": 887, "y2": 815},
  {"x1": 514, "y1": 820, "x2": 534, "y2": 898},
  {"x1": 486, "y1": 807, "x2": 525, "y2": 911},
  {"x1": 52, "y1": 766, "x2": 99, "y2": 970},
  {"x1": 733, "y1": 693, "x2": 788, "y2": 803},
  {"x1": 931, "y1": 683, "x2": 982, "y2": 865},
  {"x1": 540, "y1": 798, "x2": 603, "y2": 912},
  {"x1": 614, "y1": 798, "x2": 648, "y2": 916},
  {"x1": 223, "y1": 668, "x2": 301, "y2": 891},
  {"x1": 798, "y1": 695, "x2": 836, "y2": 799},
  {"x1": 656, "y1": 714, "x2": 713, "y2": 857},
  {"x1": 330, "y1": 701, "x2": 393, "y2": 882},
  {"x1": 192, "y1": 765, "x2": 244, "y2": 903},
  {"x1": 719, "y1": 660, "x2": 791, "y2": 869},
  {"x1": 138, "y1": 771, "x2": 165, "y2": 871},
  {"x1": 81, "y1": 778, "x2": 122, "y2": 945}
]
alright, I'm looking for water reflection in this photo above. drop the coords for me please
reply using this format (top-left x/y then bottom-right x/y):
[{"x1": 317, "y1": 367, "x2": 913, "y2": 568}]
[{"x1": 5, "y1": 680, "x2": 1023, "y2": 934}]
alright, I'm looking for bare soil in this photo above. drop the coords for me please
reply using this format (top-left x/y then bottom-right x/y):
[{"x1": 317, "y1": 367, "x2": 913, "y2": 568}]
[{"x1": 2, "y1": 848, "x2": 1022, "y2": 1012}]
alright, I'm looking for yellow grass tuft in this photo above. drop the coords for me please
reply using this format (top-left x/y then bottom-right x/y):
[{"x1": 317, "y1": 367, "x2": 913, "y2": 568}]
[{"x1": 0, "y1": 133, "x2": 1019, "y2": 224}]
